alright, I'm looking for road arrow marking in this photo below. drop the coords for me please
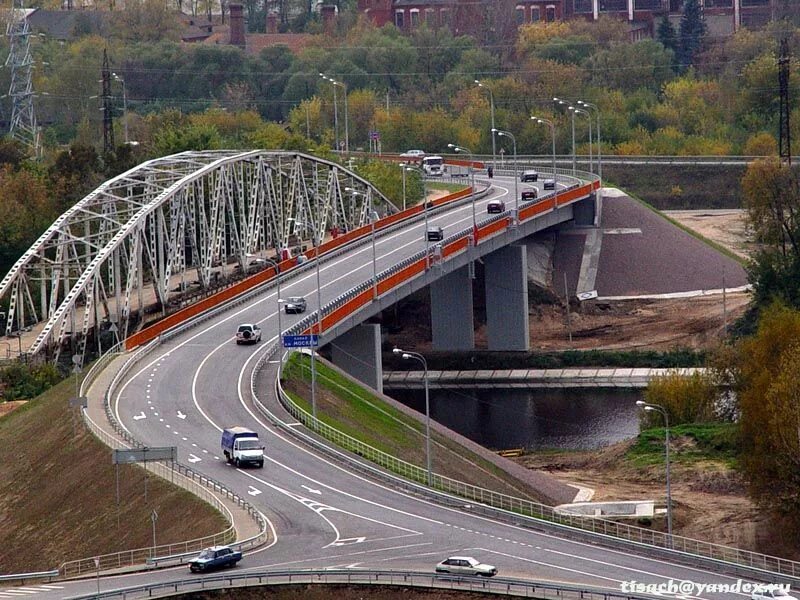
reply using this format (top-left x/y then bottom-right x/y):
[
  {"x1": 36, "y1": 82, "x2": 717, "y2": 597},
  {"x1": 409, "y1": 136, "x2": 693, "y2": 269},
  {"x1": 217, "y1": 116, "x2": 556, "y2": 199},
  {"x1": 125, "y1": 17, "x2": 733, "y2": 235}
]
[
  {"x1": 248, "y1": 486, "x2": 262, "y2": 496},
  {"x1": 188, "y1": 454, "x2": 201, "y2": 463},
  {"x1": 177, "y1": 410, "x2": 186, "y2": 419},
  {"x1": 329, "y1": 537, "x2": 366, "y2": 547},
  {"x1": 301, "y1": 485, "x2": 321, "y2": 495},
  {"x1": 133, "y1": 412, "x2": 146, "y2": 420}
]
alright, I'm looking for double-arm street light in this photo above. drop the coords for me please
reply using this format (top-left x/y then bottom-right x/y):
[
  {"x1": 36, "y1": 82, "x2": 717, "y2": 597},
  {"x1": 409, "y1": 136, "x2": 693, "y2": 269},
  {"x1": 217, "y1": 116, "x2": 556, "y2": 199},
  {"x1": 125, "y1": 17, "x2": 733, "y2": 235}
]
[
  {"x1": 392, "y1": 347, "x2": 432, "y2": 486},
  {"x1": 404, "y1": 164, "x2": 431, "y2": 268},
  {"x1": 111, "y1": 72, "x2": 128, "y2": 144},
  {"x1": 320, "y1": 73, "x2": 348, "y2": 154},
  {"x1": 553, "y1": 98, "x2": 577, "y2": 175},
  {"x1": 636, "y1": 400, "x2": 672, "y2": 541},
  {"x1": 492, "y1": 129, "x2": 518, "y2": 223},
  {"x1": 346, "y1": 188, "x2": 379, "y2": 299},
  {"x1": 531, "y1": 116, "x2": 557, "y2": 196},
  {"x1": 577, "y1": 100, "x2": 602, "y2": 181},
  {"x1": 474, "y1": 79, "x2": 496, "y2": 170},
  {"x1": 447, "y1": 143, "x2": 477, "y2": 238},
  {"x1": 290, "y1": 217, "x2": 323, "y2": 419},
  {"x1": 249, "y1": 254, "x2": 283, "y2": 348},
  {"x1": 569, "y1": 105, "x2": 592, "y2": 174}
]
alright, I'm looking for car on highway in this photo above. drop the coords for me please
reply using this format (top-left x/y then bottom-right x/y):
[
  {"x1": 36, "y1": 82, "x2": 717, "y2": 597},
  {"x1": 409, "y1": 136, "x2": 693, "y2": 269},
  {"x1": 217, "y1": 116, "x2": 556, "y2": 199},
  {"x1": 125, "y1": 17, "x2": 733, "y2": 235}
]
[
  {"x1": 400, "y1": 149, "x2": 425, "y2": 158},
  {"x1": 521, "y1": 189, "x2": 538, "y2": 201},
  {"x1": 283, "y1": 296, "x2": 307, "y2": 314},
  {"x1": 189, "y1": 545, "x2": 242, "y2": 573},
  {"x1": 426, "y1": 226, "x2": 444, "y2": 241},
  {"x1": 520, "y1": 169, "x2": 539, "y2": 182},
  {"x1": 543, "y1": 178, "x2": 556, "y2": 190},
  {"x1": 435, "y1": 556, "x2": 497, "y2": 577},
  {"x1": 751, "y1": 588, "x2": 798, "y2": 600},
  {"x1": 487, "y1": 200, "x2": 505, "y2": 214},
  {"x1": 235, "y1": 323, "x2": 261, "y2": 344}
]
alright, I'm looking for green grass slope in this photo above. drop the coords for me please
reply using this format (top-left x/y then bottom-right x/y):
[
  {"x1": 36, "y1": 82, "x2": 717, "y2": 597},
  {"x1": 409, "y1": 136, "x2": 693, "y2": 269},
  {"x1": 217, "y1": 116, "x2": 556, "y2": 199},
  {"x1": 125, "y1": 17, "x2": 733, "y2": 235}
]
[{"x1": 0, "y1": 375, "x2": 228, "y2": 573}]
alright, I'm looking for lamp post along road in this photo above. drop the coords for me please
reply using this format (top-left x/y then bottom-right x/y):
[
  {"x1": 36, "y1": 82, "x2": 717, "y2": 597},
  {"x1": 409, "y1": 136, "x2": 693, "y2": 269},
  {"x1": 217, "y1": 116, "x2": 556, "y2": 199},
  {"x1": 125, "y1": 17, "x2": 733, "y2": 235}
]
[
  {"x1": 475, "y1": 80, "x2": 496, "y2": 170},
  {"x1": 570, "y1": 106, "x2": 592, "y2": 174},
  {"x1": 400, "y1": 162, "x2": 407, "y2": 210},
  {"x1": 319, "y1": 73, "x2": 340, "y2": 152},
  {"x1": 554, "y1": 98, "x2": 576, "y2": 175},
  {"x1": 406, "y1": 165, "x2": 429, "y2": 267},
  {"x1": 112, "y1": 72, "x2": 128, "y2": 144},
  {"x1": 532, "y1": 116, "x2": 557, "y2": 197},
  {"x1": 493, "y1": 129, "x2": 517, "y2": 223},
  {"x1": 393, "y1": 348, "x2": 431, "y2": 485},
  {"x1": 637, "y1": 400, "x2": 672, "y2": 541},
  {"x1": 448, "y1": 144, "x2": 476, "y2": 238},
  {"x1": 347, "y1": 188, "x2": 378, "y2": 298},
  {"x1": 578, "y1": 100, "x2": 601, "y2": 182}
]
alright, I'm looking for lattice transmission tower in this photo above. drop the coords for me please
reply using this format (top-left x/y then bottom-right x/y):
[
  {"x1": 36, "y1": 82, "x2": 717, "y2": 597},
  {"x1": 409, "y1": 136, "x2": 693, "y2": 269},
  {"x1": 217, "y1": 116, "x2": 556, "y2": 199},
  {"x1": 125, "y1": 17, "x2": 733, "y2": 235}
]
[{"x1": 4, "y1": 0, "x2": 39, "y2": 157}]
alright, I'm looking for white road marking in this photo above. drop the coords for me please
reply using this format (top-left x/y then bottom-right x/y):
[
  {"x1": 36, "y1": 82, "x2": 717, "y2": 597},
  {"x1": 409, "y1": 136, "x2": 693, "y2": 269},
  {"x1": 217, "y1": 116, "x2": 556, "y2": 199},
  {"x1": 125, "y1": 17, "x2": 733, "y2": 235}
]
[
  {"x1": 177, "y1": 411, "x2": 186, "y2": 419},
  {"x1": 132, "y1": 412, "x2": 146, "y2": 420},
  {"x1": 248, "y1": 486, "x2": 262, "y2": 496},
  {"x1": 301, "y1": 485, "x2": 321, "y2": 495},
  {"x1": 188, "y1": 454, "x2": 202, "y2": 463}
]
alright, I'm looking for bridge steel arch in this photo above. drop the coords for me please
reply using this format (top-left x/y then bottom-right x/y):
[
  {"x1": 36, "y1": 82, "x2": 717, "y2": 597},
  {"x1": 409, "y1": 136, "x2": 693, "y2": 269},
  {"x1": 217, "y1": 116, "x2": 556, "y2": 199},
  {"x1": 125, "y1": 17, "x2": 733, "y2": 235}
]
[{"x1": 0, "y1": 150, "x2": 396, "y2": 364}]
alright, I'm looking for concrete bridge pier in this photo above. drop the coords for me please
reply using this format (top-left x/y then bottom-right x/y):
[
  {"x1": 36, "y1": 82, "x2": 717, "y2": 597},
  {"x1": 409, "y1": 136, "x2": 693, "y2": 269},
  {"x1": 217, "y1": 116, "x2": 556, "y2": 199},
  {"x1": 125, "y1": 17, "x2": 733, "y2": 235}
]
[
  {"x1": 430, "y1": 265, "x2": 475, "y2": 351},
  {"x1": 485, "y1": 244, "x2": 530, "y2": 351},
  {"x1": 573, "y1": 192, "x2": 598, "y2": 226},
  {"x1": 330, "y1": 323, "x2": 384, "y2": 394}
]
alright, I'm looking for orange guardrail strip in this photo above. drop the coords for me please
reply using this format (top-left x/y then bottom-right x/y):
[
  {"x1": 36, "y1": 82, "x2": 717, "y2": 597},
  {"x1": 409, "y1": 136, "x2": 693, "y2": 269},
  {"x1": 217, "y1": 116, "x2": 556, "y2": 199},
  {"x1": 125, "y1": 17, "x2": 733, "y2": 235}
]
[{"x1": 125, "y1": 177, "x2": 597, "y2": 349}]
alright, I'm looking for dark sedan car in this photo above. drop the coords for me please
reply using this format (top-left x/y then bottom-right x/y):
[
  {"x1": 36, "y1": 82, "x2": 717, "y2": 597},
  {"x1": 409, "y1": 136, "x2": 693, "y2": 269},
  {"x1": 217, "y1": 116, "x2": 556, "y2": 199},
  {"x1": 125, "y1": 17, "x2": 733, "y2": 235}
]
[
  {"x1": 520, "y1": 170, "x2": 538, "y2": 182},
  {"x1": 189, "y1": 546, "x2": 242, "y2": 573},
  {"x1": 283, "y1": 296, "x2": 307, "y2": 314}
]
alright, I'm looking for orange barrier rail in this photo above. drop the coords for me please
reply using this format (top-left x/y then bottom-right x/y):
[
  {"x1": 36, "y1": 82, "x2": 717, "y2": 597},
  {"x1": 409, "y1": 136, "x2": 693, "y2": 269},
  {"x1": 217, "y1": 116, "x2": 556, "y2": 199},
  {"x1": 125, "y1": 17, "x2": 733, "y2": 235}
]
[{"x1": 124, "y1": 186, "x2": 474, "y2": 350}]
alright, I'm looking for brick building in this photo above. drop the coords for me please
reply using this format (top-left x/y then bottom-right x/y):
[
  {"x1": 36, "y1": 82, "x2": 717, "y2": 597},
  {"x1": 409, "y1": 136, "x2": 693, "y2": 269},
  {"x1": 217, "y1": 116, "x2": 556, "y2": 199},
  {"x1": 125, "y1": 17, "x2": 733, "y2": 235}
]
[{"x1": 359, "y1": 0, "x2": 780, "y2": 38}]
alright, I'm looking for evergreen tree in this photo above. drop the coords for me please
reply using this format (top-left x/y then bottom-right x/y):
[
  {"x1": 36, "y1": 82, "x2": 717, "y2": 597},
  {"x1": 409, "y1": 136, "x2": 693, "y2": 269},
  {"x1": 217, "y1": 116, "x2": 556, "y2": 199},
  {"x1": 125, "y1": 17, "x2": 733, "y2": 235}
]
[
  {"x1": 656, "y1": 14, "x2": 678, "y2": 70},
  {"x1": 677, "y1": 0, "x2": 706, "y2": 71}
]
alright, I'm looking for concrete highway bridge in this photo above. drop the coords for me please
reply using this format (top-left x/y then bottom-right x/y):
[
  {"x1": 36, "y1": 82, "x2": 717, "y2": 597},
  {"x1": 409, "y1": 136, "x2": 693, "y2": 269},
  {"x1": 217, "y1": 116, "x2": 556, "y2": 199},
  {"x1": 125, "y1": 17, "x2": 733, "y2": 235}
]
[{"x1": 1, "y1": 151, "x2": 791, "y2": 599}]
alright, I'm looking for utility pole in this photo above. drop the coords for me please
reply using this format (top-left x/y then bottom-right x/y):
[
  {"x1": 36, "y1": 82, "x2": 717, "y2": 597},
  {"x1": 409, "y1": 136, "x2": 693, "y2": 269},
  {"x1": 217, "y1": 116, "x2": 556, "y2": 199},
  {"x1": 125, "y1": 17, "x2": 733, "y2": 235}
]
[
  {"x1": 101, "y1": 49, "x2": 114, "y2": 156},
  {"x1": 5, "y1": 0, "x2": 40, "y2": 158},
  {"x1": 778, "y1": 37, "x2": 791, "y2": 165}
]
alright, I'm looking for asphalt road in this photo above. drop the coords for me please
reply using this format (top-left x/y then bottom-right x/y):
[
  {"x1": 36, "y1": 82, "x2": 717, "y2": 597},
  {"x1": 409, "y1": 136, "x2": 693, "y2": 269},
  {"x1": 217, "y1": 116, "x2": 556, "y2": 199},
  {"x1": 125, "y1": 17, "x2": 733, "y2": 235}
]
[{"x1": 2, "y1": 176, "x2": 773, "y2": 600}]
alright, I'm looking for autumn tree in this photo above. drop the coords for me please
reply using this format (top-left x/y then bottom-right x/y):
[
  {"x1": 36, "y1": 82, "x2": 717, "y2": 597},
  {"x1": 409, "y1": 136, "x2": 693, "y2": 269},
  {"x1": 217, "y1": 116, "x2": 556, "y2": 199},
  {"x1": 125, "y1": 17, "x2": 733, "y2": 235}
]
[
  {"x1": 734, "y1": 303, "x2": 800, "y2": 517},
  {"x1": 643, "y1": 370, "x2": 721, "y2": 428},
  {"x1": 742, "y1": 159, "x2": 800, "y2": 309}
]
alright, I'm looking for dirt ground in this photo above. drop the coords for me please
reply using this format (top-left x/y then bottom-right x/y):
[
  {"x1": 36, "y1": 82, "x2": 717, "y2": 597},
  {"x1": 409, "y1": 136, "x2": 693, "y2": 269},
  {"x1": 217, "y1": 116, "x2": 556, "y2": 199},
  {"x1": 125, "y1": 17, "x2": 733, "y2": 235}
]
[{"x1": 507, "y1": 208, "x2": 787, "y2": 556}]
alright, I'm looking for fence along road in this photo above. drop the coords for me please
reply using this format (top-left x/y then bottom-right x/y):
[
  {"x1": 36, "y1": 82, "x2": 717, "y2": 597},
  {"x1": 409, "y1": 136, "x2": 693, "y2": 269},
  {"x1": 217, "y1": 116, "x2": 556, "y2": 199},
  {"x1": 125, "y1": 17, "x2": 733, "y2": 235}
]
[{"x1": 12, "y1": 172, "x2": 796, "y2": 599}]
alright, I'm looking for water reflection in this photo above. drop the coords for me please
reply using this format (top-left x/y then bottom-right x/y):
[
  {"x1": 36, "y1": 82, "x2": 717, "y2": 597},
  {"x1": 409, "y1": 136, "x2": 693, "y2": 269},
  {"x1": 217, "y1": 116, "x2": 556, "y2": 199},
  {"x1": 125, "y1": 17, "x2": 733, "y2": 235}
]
[{"x1": 387, "y1": 387, "x2": 643, "y2": 451}]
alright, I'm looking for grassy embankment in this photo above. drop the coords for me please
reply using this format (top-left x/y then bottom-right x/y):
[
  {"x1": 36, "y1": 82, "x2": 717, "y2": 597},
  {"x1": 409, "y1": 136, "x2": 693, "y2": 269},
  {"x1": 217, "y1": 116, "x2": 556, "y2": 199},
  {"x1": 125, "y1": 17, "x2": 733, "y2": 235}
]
[
  {"x1": 281, "y1": 353, "x2": 548, "y2": 502},
  {"x1": 0, "y1": 371, "x2": 228, "y2": 574},
  {"x1": 627, "y1": 423, "x2": 738, "y2": 468}
]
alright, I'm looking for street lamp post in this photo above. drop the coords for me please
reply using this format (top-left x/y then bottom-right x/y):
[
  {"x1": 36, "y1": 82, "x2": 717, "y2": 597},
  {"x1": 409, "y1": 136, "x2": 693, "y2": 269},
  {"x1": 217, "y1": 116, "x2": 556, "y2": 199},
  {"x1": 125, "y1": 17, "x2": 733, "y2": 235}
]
[
  {"x1": 578, "y1": 100, "x2": 601, "y2": 182},
  {"x1": 319, "y1": 73, "x2": 340, "y2": 153},
  {"x1": 347, "y1": 188, "x2": 379, "y2": 298},
  {"x1": 448, "y1": 144, "x2": 476, "y2": 238},
  {"x1": 531, "y1": 116, "x2": 557, "y2": 196},
  {"x1": 405, "y1": 164, "x2": 430, "y2": 267},
  {"x1": 399, "y1": 162, "x2": 407, "y2": 210},
  {"x1": 554, "y1": 98, "x2": 576, "y2": 175},
  {"x1": 253, "y1": 255, "x2": 283, "y2": 347},
  {"x1": 570, "y1": 106, "x2": 592, "y2": 174},
  {"x1": 393, "y1": 347, "x2": 431, "y2": 486},
  {"x1": 492, "y1": 129, "x2": 518, "y2": 223},
  {"x1": 636, "y1": 400, "x2": 672, "y2": 541},
  {"x1": 475, "y1": 79, "x2": 496, "y2": 170},
  {"x1": 112, "y1": 72, "x2": 128, "y2": 144}
]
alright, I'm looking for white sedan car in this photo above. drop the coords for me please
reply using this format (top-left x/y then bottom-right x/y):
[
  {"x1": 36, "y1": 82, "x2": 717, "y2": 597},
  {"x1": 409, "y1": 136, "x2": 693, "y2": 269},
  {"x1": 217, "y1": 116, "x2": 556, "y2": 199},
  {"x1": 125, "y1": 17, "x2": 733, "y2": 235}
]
[
  {"x1": 751, "y1": 588, "x2": 798, "y2": 600},
  {"x1": 400, "y1": 149, "x2": 425, "y2": 158},
  {"x1": 435, "y1": 556, "x2": 497, "y2": 577}
]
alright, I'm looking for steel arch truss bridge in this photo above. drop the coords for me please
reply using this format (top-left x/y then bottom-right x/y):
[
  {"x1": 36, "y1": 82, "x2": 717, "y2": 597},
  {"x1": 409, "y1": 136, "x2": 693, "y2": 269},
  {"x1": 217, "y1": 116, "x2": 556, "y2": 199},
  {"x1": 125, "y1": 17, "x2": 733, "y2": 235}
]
[{"x1": 0, "y1": 150, "x2": 394, "y2": 364}]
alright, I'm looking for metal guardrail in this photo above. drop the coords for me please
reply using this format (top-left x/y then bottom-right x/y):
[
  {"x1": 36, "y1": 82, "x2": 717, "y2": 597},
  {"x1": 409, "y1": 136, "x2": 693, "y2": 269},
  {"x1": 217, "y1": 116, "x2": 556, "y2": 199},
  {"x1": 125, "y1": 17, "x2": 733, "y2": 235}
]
[
  {"x1": 62, "y1": 568, "x2": 664, "y2": 600},
  {"x1": 268, "y1": 359, "x2": 800, "y2": 583},
  {"x1": 0, "y1": 570, "x2": 60, "y2": 584},
  {"x1": 56, "y1": 334, "x2": 271, "y2": 579}
]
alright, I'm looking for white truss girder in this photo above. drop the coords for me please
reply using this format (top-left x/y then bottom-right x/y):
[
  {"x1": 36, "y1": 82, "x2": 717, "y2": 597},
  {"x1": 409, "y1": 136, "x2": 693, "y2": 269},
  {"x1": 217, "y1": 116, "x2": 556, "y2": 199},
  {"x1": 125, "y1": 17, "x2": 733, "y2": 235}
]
[{"x1": 0, "y1": 150, "x2": 394, "y2": 361}]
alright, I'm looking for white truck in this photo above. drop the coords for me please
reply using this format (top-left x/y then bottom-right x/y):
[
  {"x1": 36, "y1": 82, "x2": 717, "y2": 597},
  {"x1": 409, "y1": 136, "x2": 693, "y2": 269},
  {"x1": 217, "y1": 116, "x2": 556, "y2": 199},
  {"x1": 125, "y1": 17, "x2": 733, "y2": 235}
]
[{"x1": 221, "y1": 427, "x2": 264, "y2": 468}]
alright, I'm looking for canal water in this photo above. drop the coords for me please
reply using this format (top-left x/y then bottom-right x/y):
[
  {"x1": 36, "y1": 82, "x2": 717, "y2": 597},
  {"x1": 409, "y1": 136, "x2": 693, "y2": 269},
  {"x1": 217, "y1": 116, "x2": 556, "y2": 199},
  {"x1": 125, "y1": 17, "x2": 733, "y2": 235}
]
[{"x1": 386, "y1": 387, "x2": 644, "y2": 451}]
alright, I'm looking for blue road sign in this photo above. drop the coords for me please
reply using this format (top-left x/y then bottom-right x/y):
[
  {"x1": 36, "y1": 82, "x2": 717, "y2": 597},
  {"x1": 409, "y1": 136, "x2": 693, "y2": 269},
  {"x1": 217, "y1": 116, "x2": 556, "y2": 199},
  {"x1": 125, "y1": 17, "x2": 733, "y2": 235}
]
[{"x1": 282, "y1": 334, "x2": 319, "y2": 348}]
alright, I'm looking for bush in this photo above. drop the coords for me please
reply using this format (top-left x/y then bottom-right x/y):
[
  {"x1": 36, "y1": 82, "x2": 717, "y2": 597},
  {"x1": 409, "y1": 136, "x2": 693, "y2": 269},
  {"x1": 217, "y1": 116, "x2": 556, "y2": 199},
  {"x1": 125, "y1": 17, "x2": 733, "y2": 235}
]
[{"x1": 1, "y1": 363, "x2": 63, "y2": 401}]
